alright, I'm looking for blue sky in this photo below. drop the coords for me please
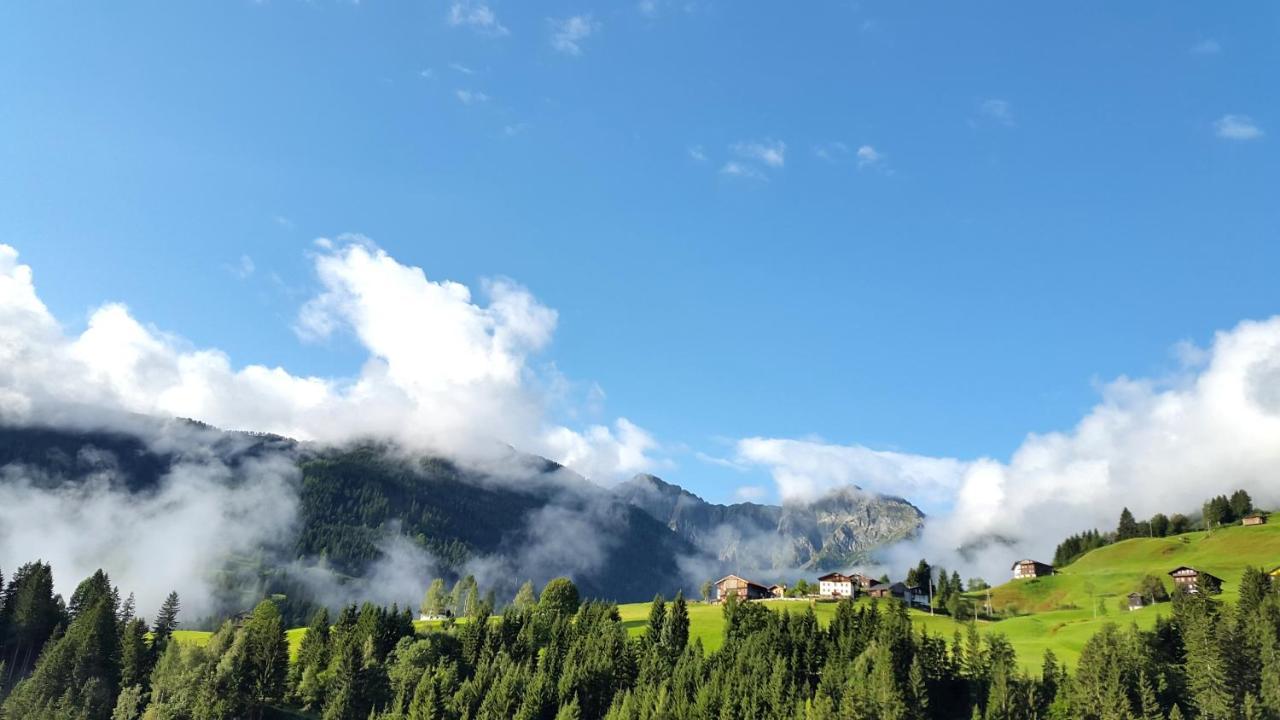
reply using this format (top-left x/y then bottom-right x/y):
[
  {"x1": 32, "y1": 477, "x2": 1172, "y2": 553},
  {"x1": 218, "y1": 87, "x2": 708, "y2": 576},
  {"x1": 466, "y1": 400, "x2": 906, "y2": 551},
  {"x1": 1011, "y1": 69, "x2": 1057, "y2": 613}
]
[{"x1": 2, "y1": 1, "x2": 1278, "y2": 507}]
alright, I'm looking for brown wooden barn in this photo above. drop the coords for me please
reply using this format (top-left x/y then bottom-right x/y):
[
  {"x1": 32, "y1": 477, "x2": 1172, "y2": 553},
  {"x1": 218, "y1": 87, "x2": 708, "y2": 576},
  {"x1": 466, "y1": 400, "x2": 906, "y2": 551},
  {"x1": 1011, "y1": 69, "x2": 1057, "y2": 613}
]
[
  {"x1": 1242, "y1": 513, "x2": 1267, "y2": 527},
  {"x1": 714, "y1": 574, "x2": 772, "y2": 602}
]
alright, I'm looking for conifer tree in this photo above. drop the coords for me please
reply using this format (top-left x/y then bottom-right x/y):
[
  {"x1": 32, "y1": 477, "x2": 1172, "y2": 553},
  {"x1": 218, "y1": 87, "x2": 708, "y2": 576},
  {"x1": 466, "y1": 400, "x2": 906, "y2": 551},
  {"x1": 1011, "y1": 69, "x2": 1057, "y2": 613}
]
[
  {"x1": 1117, "y1": 507, "x2": 1140, "y2": 540},
  {"x1": 662, "y1": 591, "x2": 690, "y2": 660},
  {"x1": 150, "y1": 591, "x2": 181, "y2": 657},
  {"x1": 1137, "y1": 669, "x2": 1163, "y2": 720},
  {"x1": 242, "y1": 599, "x2": 289, "y2": 719},
  {"x1": 110, "y1": 683, "x2": 144, "y2": 720},
  {"x1": 118, "y1": 617, "x2": 150, "y2": 693},
  {"x1": 2, "y1": 586, "x2": 121, "y2": 720},
  {"x1": 1229, "y1": 489, "x2": 1254, "y2": 520},
  {"x1": 646, "y1": 594, "x2": 666, "y2": 645}
]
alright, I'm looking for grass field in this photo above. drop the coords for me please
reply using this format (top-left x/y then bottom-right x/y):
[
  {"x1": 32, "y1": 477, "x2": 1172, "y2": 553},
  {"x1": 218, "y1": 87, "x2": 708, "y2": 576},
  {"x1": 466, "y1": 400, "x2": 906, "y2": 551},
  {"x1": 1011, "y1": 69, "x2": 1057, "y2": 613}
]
[
  {"x1": 171, "y1": 522, "x2": 1280, "y2": 675},
  {"x1": 617, "y1": 599, "x2": 1167, "y2": 672},
  {"x1": 990, "y1": 523, "x2": 1280, "y2": 614}
]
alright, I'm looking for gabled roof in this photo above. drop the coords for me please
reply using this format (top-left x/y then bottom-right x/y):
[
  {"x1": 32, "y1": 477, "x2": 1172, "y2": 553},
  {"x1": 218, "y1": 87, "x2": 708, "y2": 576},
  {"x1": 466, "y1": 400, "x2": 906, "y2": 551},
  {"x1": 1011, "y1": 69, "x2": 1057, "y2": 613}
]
[
  {"x1": 869, "y1": 581, "x2": 909, "y2": 593},
  {"x1": 715, "y1": 574, "x2": 769, "y2": 591},
  {"x1": 817, "y1": 572, "x2": 852, "y2": 582},
  {"x1": 1010, "y1": 559, "x2": 1052, "y2": 570},
  {"x1": 1167, "y1": 566, "x2": 1224, "y2": 582}
]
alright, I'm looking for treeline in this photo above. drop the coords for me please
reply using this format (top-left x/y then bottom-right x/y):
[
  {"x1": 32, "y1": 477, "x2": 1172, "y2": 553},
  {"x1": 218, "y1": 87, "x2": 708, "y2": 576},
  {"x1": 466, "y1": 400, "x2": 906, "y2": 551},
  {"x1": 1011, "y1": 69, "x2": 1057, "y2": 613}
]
[
  {"x1": 1053, "y1": 489, "x2": 1258, "y2": 568},
  {"x1": 5, "y1": 559, "x2": 1280, "y2": 719},
  {"x1": 0, "y1": 563, "x2": 183, "y2": 719}
]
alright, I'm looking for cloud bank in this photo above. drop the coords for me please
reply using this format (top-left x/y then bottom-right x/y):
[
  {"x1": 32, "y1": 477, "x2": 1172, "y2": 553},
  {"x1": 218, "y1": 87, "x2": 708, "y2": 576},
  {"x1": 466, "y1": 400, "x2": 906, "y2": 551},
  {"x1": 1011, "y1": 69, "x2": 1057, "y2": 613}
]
[
  {"x1": 0, "y1": 240, "x2": 655, "y2": 482},
  {"x1": 735, "y1": 317, "x2": 1280, "y2": 581}
]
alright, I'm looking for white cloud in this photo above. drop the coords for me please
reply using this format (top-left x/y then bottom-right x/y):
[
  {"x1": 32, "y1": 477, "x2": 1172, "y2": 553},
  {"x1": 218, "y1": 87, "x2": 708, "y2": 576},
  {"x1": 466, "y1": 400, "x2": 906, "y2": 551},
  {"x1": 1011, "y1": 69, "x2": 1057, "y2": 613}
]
[
  {"x1": 455, "y1": 89, "x2": 490, "y2": 105},
  {"x1": 735, "y1": 317, "x2": 1280, "y2": 582},
  {"x1": 0, "y1": 241, "x2": 658, "y2": 483},
  {"x1": 813, "y1": 141, "x2": 849, "y2": 163},
  {"x1": 719, "y1": 161, "x2": 766, "y2": 180},
  {"x1": 448, "y1": 1, "x2": 509, "y2": 37},
  {"x1": 419, "y1": 68, "x2": 435, "y2": 80},
  {"x1": 1191, "y1": 39, "x2": 1221, "y2": 55},
  {"x1": 855, "y1": 144, "x2": 883, "y2": 169},
  {"x1": 1215, "y1": 114, "x2": 1263, "y2": 141},
  {"x1": 502, "y1": 123, "x2": 528, "y2": 137},
  {"x1": 734, "y1": 485, "x2": 767, "y2": 502},
  {"x1": 732, "y1": 138, "x2": 786, "y2": 168},
  {"x1": 448, "y1": 61, "x2": 475, "y2": 75},
  {"x1": 228, "y1": 254, "x2": 255, "y2": 279},
  {"x1": 735, "y1": 438, "x2": 966, "y2": 505},
  {"x1": 550, "y1": 15, "x2": 598, "y2": 56},
  {"x1": 687, "y1": 145, "x2": 707, "y2": 162},
  {"x1": 979, "y1": 98, "x2": 1015, "y2": 126}
]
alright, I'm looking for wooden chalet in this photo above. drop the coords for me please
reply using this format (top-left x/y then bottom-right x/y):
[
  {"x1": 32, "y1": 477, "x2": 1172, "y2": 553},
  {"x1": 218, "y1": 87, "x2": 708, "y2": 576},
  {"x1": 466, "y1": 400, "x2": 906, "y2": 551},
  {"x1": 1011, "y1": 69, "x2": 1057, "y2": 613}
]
[
  {"x1": 1168, "y1": 566, "x2": 1223, "y2": 594},
  {"x1": 1127, "y1": 592, "x2": 1148, "y2": 611},
  {"x1": 850, "y1": 573, "x2": 877, "y2": 591},
  {"x1": 715, "y1": 574, "x2": 772, "y2": 602},
  {"x1": 1011, "y1": 559, "x2": 1054, "y2": 580},
  {"x1": 1242, "y1": 513, "x2": 1267, "y2": 527},
  {"x1": 867, "y1": 581, "x2": 929, "y2": 608},
  {"x1": 769, "y1": 584, "x2": 787, "y2": 598}
]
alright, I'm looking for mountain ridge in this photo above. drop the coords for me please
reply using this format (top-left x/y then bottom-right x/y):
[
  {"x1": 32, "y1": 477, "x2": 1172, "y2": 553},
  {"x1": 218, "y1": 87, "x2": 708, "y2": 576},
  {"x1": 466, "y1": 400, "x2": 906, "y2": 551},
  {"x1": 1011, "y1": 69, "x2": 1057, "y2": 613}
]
[{"x1": 613, "y1": 472, "x2": 924, "y2": 572}]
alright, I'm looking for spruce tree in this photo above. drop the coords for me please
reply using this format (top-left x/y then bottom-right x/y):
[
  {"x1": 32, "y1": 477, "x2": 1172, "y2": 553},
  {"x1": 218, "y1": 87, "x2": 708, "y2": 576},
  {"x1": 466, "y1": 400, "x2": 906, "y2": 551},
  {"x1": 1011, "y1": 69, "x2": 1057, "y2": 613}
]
[
  {"x1": 1137, "y1": 669, "x2": 1163, "y2": 720},
  {"x1": 118, "y1": 617, "x2": 149, "y2": 693},
  {"x1": 1117, "y1": 507, "x2": 1139, "y2": 540},
  {"x1": 662, "y1": 591, "x2": 690, "y2": 659},
  {"x1": 646, "y1": 594, "x2": 666, "y2": 645},
  {"x1": 242, "y1": 599, "x2": 289, "y2": 719},
  {"x1": 1230, "y1": 489, "x2": 1254, "y2": 520},
  {"x1": 151, "y1": 591, "x2": 181, "y2": 656},
  {"x1": 2, "y1": 589, "x2": 121, "y2": 720}
]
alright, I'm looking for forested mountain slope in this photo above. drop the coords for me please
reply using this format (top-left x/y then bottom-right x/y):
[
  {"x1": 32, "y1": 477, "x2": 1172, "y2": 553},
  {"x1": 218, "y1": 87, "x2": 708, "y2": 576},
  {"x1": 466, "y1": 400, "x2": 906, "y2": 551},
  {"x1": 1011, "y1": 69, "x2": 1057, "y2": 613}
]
[{"x1": 0, "y1": 421, "x2": 697, "y2": 622}]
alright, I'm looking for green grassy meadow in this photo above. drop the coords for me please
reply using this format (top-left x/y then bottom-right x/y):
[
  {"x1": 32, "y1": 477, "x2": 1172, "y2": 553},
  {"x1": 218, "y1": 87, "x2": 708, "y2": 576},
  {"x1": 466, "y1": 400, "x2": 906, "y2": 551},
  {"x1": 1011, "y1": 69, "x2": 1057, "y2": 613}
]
[
  {"x1": 172, "y1": 522, "x2": 1280, "y2": 675},
  {"x1": 991, "y1": 523, "x2": 1280, "y2": 613}
]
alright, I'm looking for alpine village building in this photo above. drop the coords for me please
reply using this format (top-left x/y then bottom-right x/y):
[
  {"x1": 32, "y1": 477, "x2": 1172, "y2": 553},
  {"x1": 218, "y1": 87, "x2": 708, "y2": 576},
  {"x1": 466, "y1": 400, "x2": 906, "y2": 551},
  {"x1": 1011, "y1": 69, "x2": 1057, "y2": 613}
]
[
  {"x1": 1011, "y1": 559, "x2": 1054, "y2": 580},
  {"x1": 817, "y1": 572, "x2": 875, "y2": 599},
  {"x1": 867, "y1": 581, "x2": 930, "y2": 608},
  {"x1": 714, "y1": 575, "x2": 773, "y2": 602},
  {"x1": 1242, "y1": 513, "x2": 1267, "y2": 526},
  {"x1": 1168, "y1": 566, "x2": 1224, "y2": 594}
]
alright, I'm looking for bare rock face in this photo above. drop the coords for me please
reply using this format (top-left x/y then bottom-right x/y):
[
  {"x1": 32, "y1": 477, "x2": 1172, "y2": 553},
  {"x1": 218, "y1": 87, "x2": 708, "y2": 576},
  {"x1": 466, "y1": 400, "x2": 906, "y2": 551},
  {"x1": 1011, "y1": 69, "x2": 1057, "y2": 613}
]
[{"x1": 614, "y1": 474, "x2": 924, "y2": 572}]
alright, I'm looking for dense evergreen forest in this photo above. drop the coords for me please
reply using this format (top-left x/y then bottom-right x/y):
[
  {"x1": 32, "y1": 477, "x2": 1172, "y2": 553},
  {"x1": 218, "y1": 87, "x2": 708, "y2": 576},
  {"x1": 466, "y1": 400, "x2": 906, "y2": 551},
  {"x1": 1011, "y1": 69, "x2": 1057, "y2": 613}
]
[{"x1": 3, "y1": 559, "x2": 1280, "y2": 719}]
